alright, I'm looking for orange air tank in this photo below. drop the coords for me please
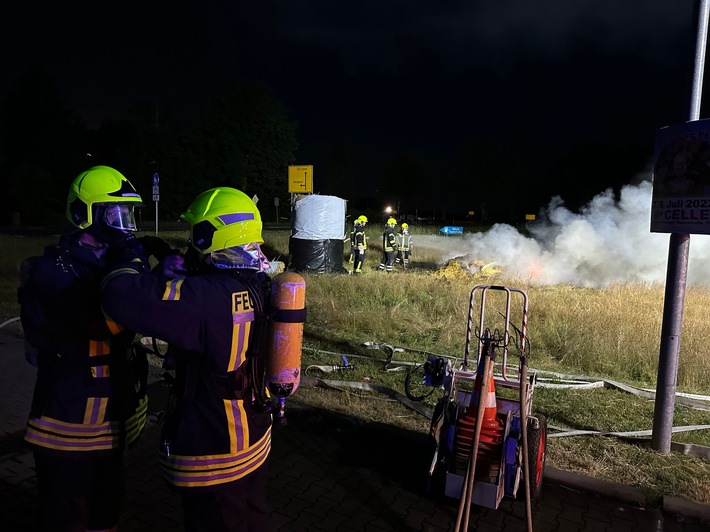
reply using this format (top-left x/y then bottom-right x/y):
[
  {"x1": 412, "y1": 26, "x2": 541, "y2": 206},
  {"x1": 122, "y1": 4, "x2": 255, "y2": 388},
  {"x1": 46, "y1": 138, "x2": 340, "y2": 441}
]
[{"x1": 266, "y1": 271, "x2": 306, "y2": 398}]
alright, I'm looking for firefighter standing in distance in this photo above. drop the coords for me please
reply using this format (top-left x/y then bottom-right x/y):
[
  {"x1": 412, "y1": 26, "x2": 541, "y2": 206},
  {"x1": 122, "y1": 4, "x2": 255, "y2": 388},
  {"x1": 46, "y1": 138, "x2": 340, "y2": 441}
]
[
  {"x1": 348, "y1": 216, "x2": 358, "y2": 263},
  {"x1": 378, "y1": 217, "x2": 398, "y2": 272},
  {"x1": 19, "y1": 165, "x2": 149, "y2": 532},
  {"x1": 101, "y1": 187, "x2": 274, "y2": 532},
  {"x1": 395, "y1": 222, "x2": 413, "y2": 270},
  {"x1": 352, "y1": 215, "x2": 368, "y2": 274}
]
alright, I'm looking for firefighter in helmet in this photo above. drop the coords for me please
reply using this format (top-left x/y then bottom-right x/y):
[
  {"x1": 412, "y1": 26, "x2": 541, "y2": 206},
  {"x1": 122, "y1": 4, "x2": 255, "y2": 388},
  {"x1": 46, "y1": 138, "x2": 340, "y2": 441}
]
[
  {"x1": 349, "y1": 216, "x2": 358, "y2": 263},
  {"x1": 19, "y1": 165, "x2": 149, "y2": 531},
  {"x1": 395, "y1": 222, "x2": 413, "y2": 270},
  {"x1": 377, "y1": 217, "x2": 398, "y2": 273},
  {"x1": 352, "y1": 215, "x2": 368, "y2": 274},
  {"x1": 101, "y1": 187, "x2": 274, "y2": 532}
]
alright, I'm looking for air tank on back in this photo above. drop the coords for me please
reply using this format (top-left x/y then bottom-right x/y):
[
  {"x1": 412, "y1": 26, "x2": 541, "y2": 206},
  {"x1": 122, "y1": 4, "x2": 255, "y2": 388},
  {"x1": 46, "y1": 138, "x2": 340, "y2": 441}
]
[{"x1": 265, "y1": 271, "x2": 306, "y2": 421}]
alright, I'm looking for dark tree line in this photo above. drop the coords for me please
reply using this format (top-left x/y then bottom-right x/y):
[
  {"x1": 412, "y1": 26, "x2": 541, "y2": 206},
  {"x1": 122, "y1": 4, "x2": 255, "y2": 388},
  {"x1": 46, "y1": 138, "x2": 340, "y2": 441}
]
[
  {"x1": 0, "y1": 64, "x2": 652, "y2": 228},
  {"x1": 0, "y1": 64, "x2": 298, "y2": 227}
]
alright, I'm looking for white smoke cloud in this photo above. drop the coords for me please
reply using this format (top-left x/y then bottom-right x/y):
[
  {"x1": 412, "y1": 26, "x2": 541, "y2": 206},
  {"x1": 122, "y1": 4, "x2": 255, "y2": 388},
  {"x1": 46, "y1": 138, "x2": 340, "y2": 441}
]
[{"x1": 419, "y1": 178, "x2": 710, "y2": 287}]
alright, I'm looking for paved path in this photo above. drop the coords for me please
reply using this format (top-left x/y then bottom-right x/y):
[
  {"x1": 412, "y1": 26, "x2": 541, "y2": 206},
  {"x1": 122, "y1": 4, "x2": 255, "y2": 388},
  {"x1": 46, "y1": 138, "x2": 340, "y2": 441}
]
[{"x1": 1, "y1": 327, "x2": 708, "y2": 531}]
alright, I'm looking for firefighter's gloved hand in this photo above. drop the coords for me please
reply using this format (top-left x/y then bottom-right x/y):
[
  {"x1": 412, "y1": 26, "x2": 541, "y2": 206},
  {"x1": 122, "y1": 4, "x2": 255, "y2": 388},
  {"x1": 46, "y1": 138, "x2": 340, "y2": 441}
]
[
  {"x1": 138, "y1": 235, "x2": 175, "y2": 261},
  {"x1": 159, "y1": 253, "x2": 187, "y2": 279},
  {"x1": 105, "y1": 230, "x2": 147, "y2": 265}
]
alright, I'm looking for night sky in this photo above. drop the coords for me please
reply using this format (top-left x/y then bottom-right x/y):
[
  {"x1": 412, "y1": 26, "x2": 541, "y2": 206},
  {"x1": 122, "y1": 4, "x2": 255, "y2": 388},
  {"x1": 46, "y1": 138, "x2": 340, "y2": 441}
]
[{"x1": 0, "y1": 0, "x2": 703, "y2": 213}]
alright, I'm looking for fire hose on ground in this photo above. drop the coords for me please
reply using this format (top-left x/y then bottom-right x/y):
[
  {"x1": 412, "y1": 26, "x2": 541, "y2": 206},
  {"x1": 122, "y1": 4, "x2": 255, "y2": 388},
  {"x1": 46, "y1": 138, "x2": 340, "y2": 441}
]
[{"x1": 301, "y1": 343, "x2": 710, "y2": 460}]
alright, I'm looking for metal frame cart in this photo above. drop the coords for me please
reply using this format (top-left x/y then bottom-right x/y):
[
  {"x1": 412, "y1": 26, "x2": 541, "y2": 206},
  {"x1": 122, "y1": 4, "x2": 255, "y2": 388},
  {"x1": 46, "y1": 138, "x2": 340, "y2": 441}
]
[{"x1": 426, "y1": 285, "x2": 547, "y2": 532}]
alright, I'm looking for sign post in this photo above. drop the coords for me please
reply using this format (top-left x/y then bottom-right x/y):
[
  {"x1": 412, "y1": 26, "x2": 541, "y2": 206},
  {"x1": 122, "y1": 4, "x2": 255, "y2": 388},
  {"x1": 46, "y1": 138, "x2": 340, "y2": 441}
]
[
  {"x1": 152, "y1": 173, "x2": 159, "y2": 235},
  {"x1": 650, "y1": 0, "x2": 709, "y2": 453},
  {"x1": 288, "y1": 164, "x2": 314, "y2": 209}
]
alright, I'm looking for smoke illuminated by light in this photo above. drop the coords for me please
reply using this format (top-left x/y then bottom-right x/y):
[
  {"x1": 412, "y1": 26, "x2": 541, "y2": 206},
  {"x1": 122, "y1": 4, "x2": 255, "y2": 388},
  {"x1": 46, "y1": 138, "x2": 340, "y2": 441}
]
[{"x1": 418, "y1": 178, "x2": 710, "y2": 288}]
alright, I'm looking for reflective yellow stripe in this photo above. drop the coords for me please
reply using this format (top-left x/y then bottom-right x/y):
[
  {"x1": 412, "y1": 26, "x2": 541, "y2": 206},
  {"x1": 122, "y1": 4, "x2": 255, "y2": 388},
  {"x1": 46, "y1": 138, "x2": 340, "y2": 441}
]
[
  {"x1": 225, "y1": 399, "x2": 238, "y2": 454},
  {"x1": 84, "y1": 397, "x2": 108, "y2": 424},
  {"x1": 225, "y1": 397, "x2": 251, "y2": 454},
  {"x1": 89, "y1": 339, "x2": 110, "y2": 357},
  {"x1": 102, "y1": 267, "x2": 141, "y2": 286},
  {"x1": 105, "y1": 317, "x2": 124, "y2": 335},
  {"x1": 238, "y1": 401, "x2": 249, "y2": 448},
  {"x1": 162, "y1": 278, "x2": 184, "y2": 301},
  {"x1": 91, "y1": 365, "x2": 110, "y2": 378},
  {"x1": 227, "y1": 321, "x2": 250, "y2": 372},
  {"x1": 25, "y1": 416, "x2": 120, "y2": 452},
  {"x1": 126, "y1": 395, "x2": 149, "y2": 445},
  {"x1": 159, "y1": 427, "x2": 271, "y2": 488}
]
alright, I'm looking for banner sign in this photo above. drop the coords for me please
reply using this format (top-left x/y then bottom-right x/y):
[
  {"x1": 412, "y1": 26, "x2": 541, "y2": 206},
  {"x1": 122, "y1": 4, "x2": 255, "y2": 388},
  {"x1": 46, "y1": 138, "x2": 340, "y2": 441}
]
[
  {"x1": 651, "y1": 119, "x2": 710, "y2": 234},
  {"x1": 288, "y1": 165, "x2": 313, "y2": 193},
  {"x1": 440, "y1": 226, "x2": 463, "y2": 235}
]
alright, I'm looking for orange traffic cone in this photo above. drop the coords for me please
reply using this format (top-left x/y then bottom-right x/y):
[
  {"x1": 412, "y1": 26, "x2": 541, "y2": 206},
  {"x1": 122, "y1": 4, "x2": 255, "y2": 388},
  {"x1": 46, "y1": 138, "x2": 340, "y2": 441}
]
[
  {"x1": 454, "y1": 358, "x2": 505, "y2": 481},
  {"x1": 471, "y1": 368, "x2": 499, "y2": 423}
]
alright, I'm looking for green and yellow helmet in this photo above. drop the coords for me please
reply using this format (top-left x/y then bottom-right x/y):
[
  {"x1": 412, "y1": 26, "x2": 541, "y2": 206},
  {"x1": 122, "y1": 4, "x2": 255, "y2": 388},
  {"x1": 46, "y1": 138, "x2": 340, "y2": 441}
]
[
  {"x1": 180, "y1": 187, "x2": 263, "y2": 254},
  {"x1": 66, "y1": 166, "x2": 142, "y2": 230}
]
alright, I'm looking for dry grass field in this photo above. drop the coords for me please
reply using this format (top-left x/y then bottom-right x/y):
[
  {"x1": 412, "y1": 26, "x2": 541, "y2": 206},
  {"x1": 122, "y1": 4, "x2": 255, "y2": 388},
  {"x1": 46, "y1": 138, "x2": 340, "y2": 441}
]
[{"x1": 4, "y1": 226, "x2": 710, "y2": 506}]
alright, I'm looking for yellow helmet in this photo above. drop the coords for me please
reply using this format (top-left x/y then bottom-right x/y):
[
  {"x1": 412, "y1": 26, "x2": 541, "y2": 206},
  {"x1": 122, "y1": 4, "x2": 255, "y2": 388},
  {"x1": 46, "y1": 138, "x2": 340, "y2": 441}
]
[
  {"x1": 358, "y1": 215, "x2": 368, "y2": 224},
  {"x1": 387, "y1": 217, "x2": 397, "y2": 227},
  {"x1": 401, "y1": 223, "x2": 409, "y2": 229},
  {"x1": 180, "y1": 187, "x2": 263, "y2": 254},
  {"x1": 66, "y1": 166, "x2": 142, "y2": 231}
]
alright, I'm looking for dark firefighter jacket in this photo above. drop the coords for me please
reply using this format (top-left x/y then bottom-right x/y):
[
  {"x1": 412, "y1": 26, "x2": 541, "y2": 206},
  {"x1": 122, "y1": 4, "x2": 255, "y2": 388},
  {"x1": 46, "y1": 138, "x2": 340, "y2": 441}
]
[
  {"x1": 100, "y1": 261, "x2": 272, "y2": 491},
  {"x1": 382, "y1": 226, "x2": 397, "y2": 252},
  {"x1": 396, "y1": 231, "x2": 412, "y2": 251},
  {"x1": 354, "y1": 225, "x2": 367, "y2": 250},
  {"x1": 18, "y1": 232, "x2": 147, "y2": 455}
]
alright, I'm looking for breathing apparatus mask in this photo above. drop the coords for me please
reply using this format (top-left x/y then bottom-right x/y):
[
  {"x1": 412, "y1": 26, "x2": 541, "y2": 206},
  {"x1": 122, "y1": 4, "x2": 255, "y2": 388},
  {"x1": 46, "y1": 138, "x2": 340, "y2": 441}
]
[
  {"x1": 206, "y1": 242, "x2": 270, "y2": 272},
  {"x1": 86, "y1": 203, "x2": 139, "y2": 246},
  {"x1": 183, "y1": 242, "x2": 270, "y2": 274}
]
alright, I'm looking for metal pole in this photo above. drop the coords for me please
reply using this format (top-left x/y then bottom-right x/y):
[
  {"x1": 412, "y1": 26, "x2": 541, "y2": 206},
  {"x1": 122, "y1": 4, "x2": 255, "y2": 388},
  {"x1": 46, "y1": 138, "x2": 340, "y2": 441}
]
[
  {"x1": 651, "y1": 0, "x2": 709, "y2": 453},
  {"x1": 155, "y1": 200, "x2": 159, "y2": 235},
  {"x1": 519, "y1": 355, "x2": 533, "y2": 532},
  {"x1": 454, "y1": 347, "x2": 491, "y2": 532}
]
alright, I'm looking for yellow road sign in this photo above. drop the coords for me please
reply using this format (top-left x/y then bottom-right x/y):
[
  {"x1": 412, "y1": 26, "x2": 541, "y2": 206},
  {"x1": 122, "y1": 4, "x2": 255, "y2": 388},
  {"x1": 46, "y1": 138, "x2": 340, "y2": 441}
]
[{"x1": 288, "y1": 165, "x2": 313, "y2": 193}]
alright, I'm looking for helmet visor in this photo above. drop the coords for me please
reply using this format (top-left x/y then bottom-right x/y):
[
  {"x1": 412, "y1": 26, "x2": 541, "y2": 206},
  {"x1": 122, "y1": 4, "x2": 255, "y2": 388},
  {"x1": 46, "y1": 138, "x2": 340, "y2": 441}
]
[
  {"x1": 103, "y1": 204, "x2": 138, "y2": 231},
  {"x1": 207, "y1": 242, "x2": 270, "y2": 272}
]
